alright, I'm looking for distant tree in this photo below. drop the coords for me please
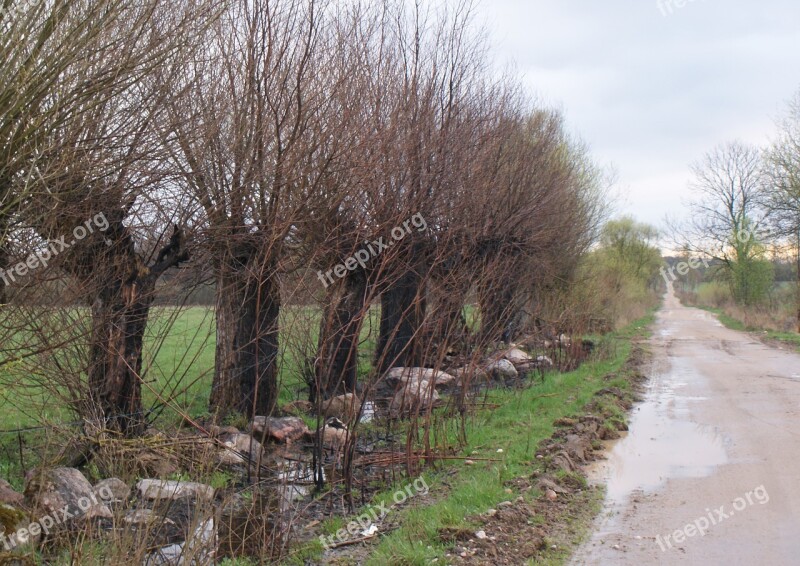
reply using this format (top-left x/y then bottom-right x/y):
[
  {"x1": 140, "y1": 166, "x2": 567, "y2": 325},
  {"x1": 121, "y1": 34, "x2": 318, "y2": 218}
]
[
  {"x1": 599, "y1": 217, "x2": 662, "y2": 291},
  {"x1": 764, "y1": 89, "x2": 800, "y2": 329},
  {"x1": 677, "y1": 141, "x2": 773, "y2": 306}
]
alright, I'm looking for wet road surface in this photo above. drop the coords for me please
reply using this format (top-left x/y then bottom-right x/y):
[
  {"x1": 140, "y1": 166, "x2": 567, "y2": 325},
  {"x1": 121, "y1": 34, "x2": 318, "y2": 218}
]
[{"x1": 571, "y1": 288, "x2": 800, "y2": 565}]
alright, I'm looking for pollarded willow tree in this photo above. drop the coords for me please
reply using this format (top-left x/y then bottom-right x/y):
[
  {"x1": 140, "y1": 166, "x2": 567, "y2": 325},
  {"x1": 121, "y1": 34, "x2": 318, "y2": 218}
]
[
  {"x1": 2, "y1": 0, "x2": 211, "y2": 434},
  {"x1": 163, "y1": 0, "x2": 355, "y2": 417}
]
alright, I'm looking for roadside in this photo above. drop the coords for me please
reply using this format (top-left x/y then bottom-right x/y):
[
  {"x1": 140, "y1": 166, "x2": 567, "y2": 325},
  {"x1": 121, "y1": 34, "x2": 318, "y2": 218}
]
[
  {"x1": 694, "y1": 305, "x2": 800, "y2": 352},
  {"x1": 290, "y1": 312, "x2": 656, "y2": 565}
]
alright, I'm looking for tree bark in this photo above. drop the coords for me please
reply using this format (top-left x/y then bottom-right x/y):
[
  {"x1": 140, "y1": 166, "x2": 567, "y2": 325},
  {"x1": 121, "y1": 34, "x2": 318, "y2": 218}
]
[
  {"x1": 85, "y1": 224, "x2": 188, "y2": 436},
  {"x1": 375, "y1": 267, "x2": 426, "y2": 374},
  {"x1": 88, "y1": 278, "x2": 155, "y2": 436},
  {"x1": 210, "y1": 254, "x2": 280, "y2": 418},
  {"x1": 312, "y1": 270, "x2": 368, "y2": 402}
]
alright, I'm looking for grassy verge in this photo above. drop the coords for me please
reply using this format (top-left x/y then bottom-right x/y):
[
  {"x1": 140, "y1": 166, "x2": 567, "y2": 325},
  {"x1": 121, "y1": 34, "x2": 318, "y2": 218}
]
[
  {"x1": 697, "y1": 306, "x2": 800, "y2": 351},
  {"x1": 292, "y1": 310, "x2": 656, "y2": 565}
]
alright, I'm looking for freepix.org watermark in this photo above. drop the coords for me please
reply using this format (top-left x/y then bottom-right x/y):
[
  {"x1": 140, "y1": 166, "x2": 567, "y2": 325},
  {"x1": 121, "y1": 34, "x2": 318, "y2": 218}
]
[
  {"x1": 655, "y1": 485, "x2": 769, "y2": 552},
  {"x1": 657, "y1": 0, "x2": 704, "y2": 17},
  {"x1": 0, "y1": 213, "x2": 110, "y2": 287},
  {"x1": 316, "y1": 213, "x2": 428, "y2": 288},
  {"x1": 0, "y1": 484, "x2": 115, "y2": 550},
  {"x1": 319, "y1": 476, "x2": 429, "y2": 549}
]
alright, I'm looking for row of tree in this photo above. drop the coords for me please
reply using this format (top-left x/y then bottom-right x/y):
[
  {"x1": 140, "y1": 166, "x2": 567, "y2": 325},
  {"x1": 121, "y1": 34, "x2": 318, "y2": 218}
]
[{"x1": 0, "y1": 0, "x2": 607, "y2": 435}]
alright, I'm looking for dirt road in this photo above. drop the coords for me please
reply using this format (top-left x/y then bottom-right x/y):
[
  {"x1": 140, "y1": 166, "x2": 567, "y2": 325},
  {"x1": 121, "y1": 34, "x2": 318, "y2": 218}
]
[{"x1": 571, "y1": 288, "x2": 800, "y2": 565}]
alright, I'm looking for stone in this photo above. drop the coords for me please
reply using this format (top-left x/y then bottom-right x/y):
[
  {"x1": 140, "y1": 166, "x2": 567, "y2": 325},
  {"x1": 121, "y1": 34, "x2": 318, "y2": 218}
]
[
  {"x1": 93, "y1": 478, "x2": 130, "y2": 504},
  {"x1": 485, "y1": 359, "x2": 518, "y2": 381},
  {"x1": 136, "y1": 480, "x2": 214, "y2": 503},
  {"x1": 475, "y1": 530, "x2": 487, "y2": 539},
  {"x1": 0, "y1": 479, "x2": 24, "y2": 506},
  {"x1": 321, "y1": 393, "x2": 361, "y2": 422},
  {"x1": 250, "y1": 416, "x2": 309, "y2": 444},
  {"x1": 24, "y1": 467, "x2": 112, "y2": 525},
  {"x1": 545, "y1": 489, "x2": 558, "y2": 501},
  {"x1": 219, "y1": 433, "x2": 265, "y2": 466}
]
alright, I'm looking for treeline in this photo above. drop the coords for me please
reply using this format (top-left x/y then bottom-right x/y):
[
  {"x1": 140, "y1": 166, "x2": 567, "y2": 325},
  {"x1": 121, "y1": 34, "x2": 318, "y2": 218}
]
[
  {"x1": 672, "y1": 89, "x2": 800, "y2": 329},
  {"x1": 0, "y1": 0, "x2": 611, "y2": 434}
]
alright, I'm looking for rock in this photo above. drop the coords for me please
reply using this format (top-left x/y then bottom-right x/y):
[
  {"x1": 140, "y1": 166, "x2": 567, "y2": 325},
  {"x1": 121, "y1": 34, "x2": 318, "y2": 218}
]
[
  {"x1": 535, "y1": 355, "x2": 554, "y2": 368},
  {"x1": 24, "y1": 467, "x2": 112, "y2": 526},
  {"x1": 250, "y1": 416, "x2": 309, "y2": 444},
  {"x1": 503, "y1": 348, "x2": 532, "y2": 366},
  {"x1": 385, "y1": 367, "x2": 456, "y2": 390},
  {"x1": 321, "y1": 418, "x2": 349, "y2": 449},
  {"x1": 124, "y1": 508, "x2": 176, "y2": 527},
  {"x1": 475, "y1": 530, "x2": 487, "y2": 539},
  {"x1": 207, "y1": 425, "x2": 239, "y2": 437},
  {"x1": 321, "y1": 393, "x2": 361, "y2": 422},
  {"x1": 219, "y1": 433, "x2": 264, "y2": 466},
  {"x1": 281, "y1": 400, "x2": 313, "y2": 416},
  {"x1": 545, "y1": 489, "x2": 558, "y2": 501},
  {"x1": 558, "y1": 334, "x2": 571, "y2": 348},
  {"x1": 93, "y1": 478, "x2": 130, "y2": 504},
  {"x1": 389, "y1": 377, "x2": 441, "y2": 416},
  {"x1": 136, "y1": 480, "x2": 214, "y2": 503},
  {"x1": 0, "y1": 479, "x2": 24, "y2": 506},
  {"x1": 485, "y1": 359, "x2": 518, "y2": 381}
]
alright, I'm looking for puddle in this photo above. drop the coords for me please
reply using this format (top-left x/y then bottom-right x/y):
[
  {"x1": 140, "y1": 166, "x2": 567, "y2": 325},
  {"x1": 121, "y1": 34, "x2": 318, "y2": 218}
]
[{"x1": 588, "y1": 357, "x2": 727, "y2": 505}]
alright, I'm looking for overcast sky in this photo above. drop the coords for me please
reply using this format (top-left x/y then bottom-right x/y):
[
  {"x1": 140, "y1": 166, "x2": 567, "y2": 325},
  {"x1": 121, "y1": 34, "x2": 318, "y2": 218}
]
[{"x1": 469, "y1": 0, "x2": 800, "y2": 231}]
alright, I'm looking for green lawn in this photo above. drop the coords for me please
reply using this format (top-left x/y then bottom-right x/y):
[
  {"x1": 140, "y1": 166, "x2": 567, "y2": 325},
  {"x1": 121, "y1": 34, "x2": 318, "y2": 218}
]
[{"x1": 0, "y1": 304, "x2": 386, "y2": 431}]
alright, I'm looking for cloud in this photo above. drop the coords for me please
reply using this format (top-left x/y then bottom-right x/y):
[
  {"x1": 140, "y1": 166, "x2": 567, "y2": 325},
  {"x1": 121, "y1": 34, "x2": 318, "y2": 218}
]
[{"x1": 469, "y1": 0, "x2": 800, "y2": 227}]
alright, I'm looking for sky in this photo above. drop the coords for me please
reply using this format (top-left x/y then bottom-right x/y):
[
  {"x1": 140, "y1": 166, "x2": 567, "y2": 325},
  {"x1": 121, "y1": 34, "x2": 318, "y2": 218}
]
[{"x1": 467, "y1": 0, "x2": 800, "y2": 232}]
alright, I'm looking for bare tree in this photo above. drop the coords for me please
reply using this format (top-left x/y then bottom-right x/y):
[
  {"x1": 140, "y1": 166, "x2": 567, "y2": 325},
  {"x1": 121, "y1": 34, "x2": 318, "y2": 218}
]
[
  {"x1": 764, "y1": 90, "x2": 800, "y2": 329},
  {"x1": 676, "y1": 141, "x2": 772, "y2": 305}
]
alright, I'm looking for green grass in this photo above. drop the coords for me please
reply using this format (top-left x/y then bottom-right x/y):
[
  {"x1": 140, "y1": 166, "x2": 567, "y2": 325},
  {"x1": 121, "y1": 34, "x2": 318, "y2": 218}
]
[
  {"x1": 289, "y1": 311, "x2": 656, "y2": 565},
  {"x1": 0, "y1": 304, "x2": 388, "y2": 431},
  {"x1": 697, "y1": 306, "x2": 800, "y2": 351}
]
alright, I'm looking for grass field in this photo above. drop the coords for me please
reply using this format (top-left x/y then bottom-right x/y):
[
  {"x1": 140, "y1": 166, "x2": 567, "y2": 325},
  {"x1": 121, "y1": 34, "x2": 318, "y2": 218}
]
[{"x1": 0, "y1": 305, "x2": 391, "y2": 432}]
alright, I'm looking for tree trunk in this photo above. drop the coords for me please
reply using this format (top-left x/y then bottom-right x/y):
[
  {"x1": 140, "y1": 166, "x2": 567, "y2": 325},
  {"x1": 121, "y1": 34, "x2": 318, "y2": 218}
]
[
  {"x1": 796, "y1": 232, "x2": 800, "y2": 333},
  {"x1": 478, "y1": 278, "x2": 517, "y2": 344},
  {"x1": 375, "y1": 268, "x2": 426, "y2": 374},
  {"x1": 211, "y1": 257, "x2": 280, "y2": 418},
  {"x1": 312, "y1": 271, "x2": 368, "y2": 402},
  {"x1": 88, "y1": 278, "x2": 155, "y2": 436},
  {"x1": 84, "y1": 224, "x2": 188, "y2": 436},
  {"x1": 428, "y1": 277, "x2": 469, "y2": 346}
]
